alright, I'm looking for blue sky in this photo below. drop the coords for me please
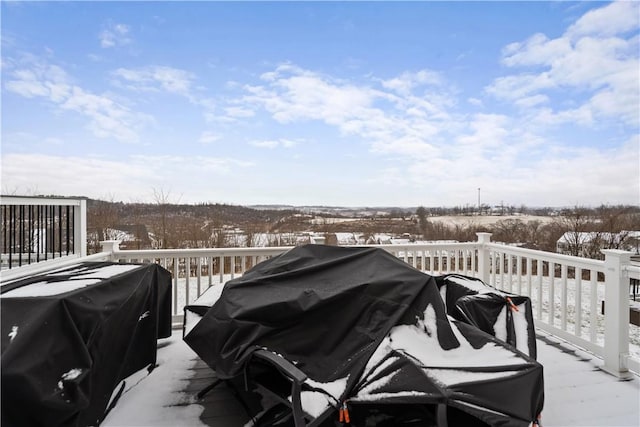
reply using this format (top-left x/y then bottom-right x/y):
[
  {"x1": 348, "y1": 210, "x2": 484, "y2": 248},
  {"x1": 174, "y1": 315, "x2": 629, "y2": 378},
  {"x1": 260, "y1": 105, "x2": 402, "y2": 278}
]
[{"x1": 2, "y1": 1, "x2": 638, "y2": 207}]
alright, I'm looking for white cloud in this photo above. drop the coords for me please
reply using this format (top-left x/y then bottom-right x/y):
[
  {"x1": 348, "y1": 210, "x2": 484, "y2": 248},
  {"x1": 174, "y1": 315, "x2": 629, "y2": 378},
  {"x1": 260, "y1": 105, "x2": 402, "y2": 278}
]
[
  {"x1": 250, "y1": 138, "x2": 297, "y2": 149},
  {"x1": 487, "y1": 1, "x2": 639, "y2": 127},
  {"x1": 381, "y1": 69, "x2": 442, "y2": 94},
  {"x1": 1, "y1": 153, "x2": 254, "y2": 203},
  {"x1": 224, "y1": 106, "x2": 254, "y2": 118},
  {"x1": 566, "y1": 1, "x2": 640, "y2": 39},
  {"x1": 249, "y1": 64, "x2": 379, "y2": 125},
  {"x1": 514, "y1": 94, "x2": 548, "y2": 109},
  {"x1": 112, "y1": 66, "x2": 195, "y2": 96},
  {"x1": 112, "y1": 65, "x2": 218, "y2": 122},
  {"x1": 132, "y1": 155, "x2": 253, "y2": 175},
  {"x1": 198, "y1": 131, "x2": 221, "y2": 144},
  {"x1": 4, "y1": 57, "x2": 149, "y2": 142},
  {"x1": 100, "y1": 22, "x2": 131, "y2": 48},
  {"x1": 193, "y1": 51, "x2": 638, "y2": 205},
  {"x1": 400, "y1": 134, "x2": 639, "y2": 207},
  {"x1": 511, "y1": 136, "x2": 639, "y2": 206},
  {"x1": 457, "y1": 114, "x2": 509, "y2": 148},
  {"x1": 501, "y1": 33, "x2": 572, "y2": 67},
  {"x1": 240, "y1": 63, "x2": 458, "y2": 161},
  {"x1": 87, "y1": 53, "x2": 103, "y2": 62}
]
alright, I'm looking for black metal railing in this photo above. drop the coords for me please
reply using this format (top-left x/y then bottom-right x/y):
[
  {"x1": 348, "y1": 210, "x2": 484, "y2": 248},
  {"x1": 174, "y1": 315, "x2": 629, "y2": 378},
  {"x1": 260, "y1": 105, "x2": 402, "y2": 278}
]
[{"x1": 1, "y1": 197, "x2": 86, "y2": 270}]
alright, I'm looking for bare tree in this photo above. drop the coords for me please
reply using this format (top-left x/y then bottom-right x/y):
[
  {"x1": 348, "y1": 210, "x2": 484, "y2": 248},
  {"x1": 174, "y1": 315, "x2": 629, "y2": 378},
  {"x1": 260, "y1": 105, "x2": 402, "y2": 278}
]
[
  {"x1": 152, "y1": 188, "x2": 182, "y2": 249},
  {"x1": 87, "y1": 194, "x2": 120, "y2": 253},
  {"x1": 553, "y1": 206, "x2": 595, "y2": 256},
  {"x1": 416, "y1": 206, "x2": 429, "y2": 239}
]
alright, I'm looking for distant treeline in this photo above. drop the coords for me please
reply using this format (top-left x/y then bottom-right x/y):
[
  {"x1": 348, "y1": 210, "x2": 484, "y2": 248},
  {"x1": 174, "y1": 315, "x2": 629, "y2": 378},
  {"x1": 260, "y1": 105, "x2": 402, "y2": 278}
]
[{"x1": 86, "y1": 198, "x2": 640, "y2": 257}]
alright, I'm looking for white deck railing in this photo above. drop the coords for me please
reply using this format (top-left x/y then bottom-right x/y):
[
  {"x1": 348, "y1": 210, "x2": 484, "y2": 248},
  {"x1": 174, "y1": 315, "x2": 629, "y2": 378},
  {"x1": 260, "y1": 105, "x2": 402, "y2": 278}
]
[
  {"x1": 100, "y1": 233, "x2": 639, "y2": 378},
  {"x1": 2, "y1": 231, "x2": 637, "y2": 379}
]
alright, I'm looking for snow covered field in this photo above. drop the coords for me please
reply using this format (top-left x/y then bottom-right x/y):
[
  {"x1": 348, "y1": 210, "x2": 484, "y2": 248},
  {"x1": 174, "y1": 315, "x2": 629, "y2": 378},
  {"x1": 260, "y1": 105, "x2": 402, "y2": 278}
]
[{"x1": 428, "y1": 214, "x2": 556, "y2": 228}]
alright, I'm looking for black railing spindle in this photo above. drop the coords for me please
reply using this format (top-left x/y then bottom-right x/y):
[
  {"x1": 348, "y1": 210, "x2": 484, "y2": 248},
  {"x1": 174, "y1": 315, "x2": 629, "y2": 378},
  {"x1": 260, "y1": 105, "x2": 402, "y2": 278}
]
[
  {"x1": 9, "y1": 205, "x2": 15, "y2": 269},
  {"x1": 1, "y1": 198, "x2": 82, "y2": 270},
  {"x1": 36, "y1": 205, "x2": 41, "y2": 262},
  {"x1": 71, "y1": 206, "x2": 75, "y2": 255},
  {"x1": 3, "y1": 205, "x2": 7, "y2": 254},
  {"x1": 45, "y1": 205, "x2": 50, "y2": 261},
  {"x1": 28, "y1": 205, "x2": 33, "y2": 265},
  {"x1": 66, "y1": 206, "x2": 71, "y2": 255},
  {"x1": 19, "y1": 205, "x2": 24, "y2": 266},
  {"x1": 58, "y1": 205, "x2": 62, "y2": 258}
]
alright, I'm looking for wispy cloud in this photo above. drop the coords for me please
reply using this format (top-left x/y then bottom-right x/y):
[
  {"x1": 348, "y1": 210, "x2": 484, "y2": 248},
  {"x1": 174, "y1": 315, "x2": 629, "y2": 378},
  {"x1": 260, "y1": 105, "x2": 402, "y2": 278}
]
[
  {"x1": 239, "y1": 63, "x2": 457, "y2": 161},
  {"x1": 380, "y1": 69, "x2": 442, "y2": 94},
  {"x1": 100, "y1": 22, "x2": 131, "y2": 48},
  {"x1": 198, "y1": 131, "x2": 221, "y2": 144},
  {"x1": 486, "y1": 1, "x2": 640, "y2": 127},
  {"x1": 112, "y1": 65, "x2": 217, "y2": 120},
  {"x1": 112, "y1": 66, "x2": 194, "y2": 96},
  {"x1": 224, "y1": 106, "x2": 254, "y2": 119},
  {"x1": 250, "y1": 138, "x2": 298, "y2": 149},
  {"x1": 4, "y1": 56, "x2": 150, "y2": 142}
]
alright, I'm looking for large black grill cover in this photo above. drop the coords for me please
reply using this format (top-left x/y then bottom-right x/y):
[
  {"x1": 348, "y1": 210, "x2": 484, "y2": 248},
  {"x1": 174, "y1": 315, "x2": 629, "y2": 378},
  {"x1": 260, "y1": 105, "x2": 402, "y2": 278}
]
[
  {"x1": 1, "y1": 262, "x2": 172, "y2": 427},
  {"x1": 185, "y1": 245, "x2": 544, "y2": 426}
]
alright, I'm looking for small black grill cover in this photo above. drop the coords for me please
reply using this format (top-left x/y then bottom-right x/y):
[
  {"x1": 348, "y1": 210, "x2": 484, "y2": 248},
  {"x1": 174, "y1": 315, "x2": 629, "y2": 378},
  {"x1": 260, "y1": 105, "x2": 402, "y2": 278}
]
[
  {"x1": 1, "y1": 262, "x2": 172, "y2": 427},
  {"x1": 436, "y1": 274, "x2": 537, "y2": 358},
  {"x1": 184, "y1": 245, "x2": 544, "y2": 426}
]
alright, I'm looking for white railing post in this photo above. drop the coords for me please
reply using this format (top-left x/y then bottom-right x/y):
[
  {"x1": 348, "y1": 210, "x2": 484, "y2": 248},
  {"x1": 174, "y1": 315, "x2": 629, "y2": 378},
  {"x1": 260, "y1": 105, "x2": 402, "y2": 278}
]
[
  {"x1": 74, "y1": 199, "x2": 87, "y2": 257},
  {"x1": 100, "y1": 240, "x2": 121, "y2": 261},
  {"x1": 601, "y1": 249, "x2": 632, "y2": 378},
  {"x1": 476, "y1": 232, "x2": 492, "y2": 284}
]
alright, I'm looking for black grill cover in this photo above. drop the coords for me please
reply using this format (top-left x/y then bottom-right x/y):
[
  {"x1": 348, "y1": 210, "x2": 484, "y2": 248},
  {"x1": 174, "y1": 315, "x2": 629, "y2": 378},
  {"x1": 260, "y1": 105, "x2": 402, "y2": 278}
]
[
  {"x1": 1, "y1": 262, "x2": 172, "y2": 427},
  {"x1": 184, "y1": 245, "x2": 544, "y2": 426},
  {"x1": 436, "y1": 274, "x2": 537, "y2": 358},
  {"x1": 185, "y1": 245, "x2": 437, "y2": 384}
]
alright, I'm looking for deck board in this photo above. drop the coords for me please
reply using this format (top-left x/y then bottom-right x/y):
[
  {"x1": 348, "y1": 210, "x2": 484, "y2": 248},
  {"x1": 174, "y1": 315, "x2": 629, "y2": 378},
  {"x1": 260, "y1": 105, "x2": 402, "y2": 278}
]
[
  {"x1": 185, "y1": 360, "x2": 251, "y2": 426},
  {"x1": 103, "y1": 330, "x2": 640, "y2": 427}
]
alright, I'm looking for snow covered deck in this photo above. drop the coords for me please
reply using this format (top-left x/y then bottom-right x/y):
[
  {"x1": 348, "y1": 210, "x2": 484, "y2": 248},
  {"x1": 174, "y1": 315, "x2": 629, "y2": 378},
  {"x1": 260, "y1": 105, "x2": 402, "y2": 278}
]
[{"x1": 102, "y1": 329, "x2": 640, "y2": 427}]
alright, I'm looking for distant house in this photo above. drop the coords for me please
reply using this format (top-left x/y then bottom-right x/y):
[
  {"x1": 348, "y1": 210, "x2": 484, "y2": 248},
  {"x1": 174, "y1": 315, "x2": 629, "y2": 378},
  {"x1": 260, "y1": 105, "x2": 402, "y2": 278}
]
[
  {"x1": 365, "y1": 233, "x2": 393, "y2": 245},
  {"x1": 556, "y1": 231, "x2": 640, "y2": 258},
  {"x1": 310, "y1": 235, "x2": 326, "y2": 245},
  {"x1": 88, "y1": 224, "x2": 152, "y2": 251},
  {"x1": 111, "y1": 225, "x2": 152, "y2": 249},
  {"x1": 333, "y1": 232, "x2": 359, "y2": 245}
]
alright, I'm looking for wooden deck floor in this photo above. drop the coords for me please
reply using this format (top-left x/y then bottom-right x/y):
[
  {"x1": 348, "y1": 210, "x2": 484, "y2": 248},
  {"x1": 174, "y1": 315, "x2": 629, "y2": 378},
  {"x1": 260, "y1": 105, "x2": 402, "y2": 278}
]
[
  {"x1": 103, "y1": 330, "x2": 640, "y2": 427},
  {"x1": 185, "y1": 360, "x2": 251, "y2": 427}
]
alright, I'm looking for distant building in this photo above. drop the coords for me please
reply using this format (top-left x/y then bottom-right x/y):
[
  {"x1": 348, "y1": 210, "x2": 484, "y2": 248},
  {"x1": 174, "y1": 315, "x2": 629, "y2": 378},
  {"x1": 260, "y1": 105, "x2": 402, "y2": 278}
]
[
  {"x1": 556, "y1": 231, "x2": 640, "y2": 258},
  {"x1": 365, "y1": 233, "x2": 393, "y2": 245}
]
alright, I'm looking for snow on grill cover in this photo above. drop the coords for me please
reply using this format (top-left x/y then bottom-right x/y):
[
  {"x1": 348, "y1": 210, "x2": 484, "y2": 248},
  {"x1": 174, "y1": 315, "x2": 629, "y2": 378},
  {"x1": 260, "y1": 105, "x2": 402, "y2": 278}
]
[
  {"x1": 184, "y1": 245, "x2": 544, "y2": 426},
  {"x1": 1, "y1": 262, "x2": 172, "y2": 427}
]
